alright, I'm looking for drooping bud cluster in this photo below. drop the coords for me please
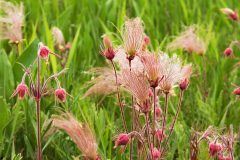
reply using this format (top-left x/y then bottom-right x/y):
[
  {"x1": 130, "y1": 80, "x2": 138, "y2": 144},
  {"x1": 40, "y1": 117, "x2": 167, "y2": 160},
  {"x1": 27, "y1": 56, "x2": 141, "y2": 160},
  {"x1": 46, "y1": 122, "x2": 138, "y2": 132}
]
[
  {"x1": 114, "y1": 133, "x2": 130, "y2": 148},
  {"x1": 224, "y1": 47, "x2": 233, "y2": 57},
  {"x1": 55, "y1": 88, "x2": 66, "y2": 102},
  {"x1": 221, "y1": 8, "x2": 239, "y2": 21},
  {"x1": 100, "y1": 35, "x2": 115, "y2": 61},
  {"x1": 209, "y1": 142, "x2": 222, "y2": 157}
]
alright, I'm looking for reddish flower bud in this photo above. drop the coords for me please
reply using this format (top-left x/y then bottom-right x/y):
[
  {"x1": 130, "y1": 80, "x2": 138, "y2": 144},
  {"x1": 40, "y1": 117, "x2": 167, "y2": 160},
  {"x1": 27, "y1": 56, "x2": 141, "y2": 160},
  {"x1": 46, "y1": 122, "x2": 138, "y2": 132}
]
[
  {"x1": 14, "y1": 83, "x2": 28, "y2": 99},
  {"x1": 179, "y1": 78, "x2": 189, "y2": 90},
  {"x1": 224, "y1": 47, "x2": 233, "y2": 57},
  {"x1": 209, "y1": 142, "x2": 222, "y2": 157},
  {"x1": 218, "y1": 155, "x2": 232, "y2": 160},
  {"x1": 39, "y1": 44, "x2": 50, "y2": 60},
  {"x1": 155, "y1": 107, "x2": 162, "y2": 120},
  {"x1": 55, "y1": 88, "x2": 66, "y2": 102},
  {"x1": 230, "y1": 12, "x2": 238, "y2": 21},
  {"x1": 114, "y1": 133, "x2": 130, "y2": 148},
  {"x1": 103, "y1": 48, "x2": 115, "y2": 60},
  {"x1": 151, "y1": 147, "x2": 161, "y2": 160},
  {"x1": 144, "y1": 35, "x2": 150, "y2": 46},
  {"x1": 155, "y1": 129, "x2": 165, "y2": 142},
  {"x1": 233, "y1": 87, "x2": 240, "y2": 95}
]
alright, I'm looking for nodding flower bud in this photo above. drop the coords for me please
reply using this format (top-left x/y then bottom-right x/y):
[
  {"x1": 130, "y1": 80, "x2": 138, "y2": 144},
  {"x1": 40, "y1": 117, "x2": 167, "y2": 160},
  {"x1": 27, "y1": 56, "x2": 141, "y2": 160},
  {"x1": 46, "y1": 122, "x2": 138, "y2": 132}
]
[
  {"x1": 224, "y1": 47, "x2": 233, "y2": 57},
  {"x1": 55, "y1": 88, "x2": 66, "y2": 102},
  {"x1": 12, "y1": 83, "x2": 28, "y2": 99},
  {"x1": 221, "y1": 8, "x2": 239, "y2": 21},
  {"x1": 101, "y1": 36, "x2": 115, "y2": 61},
  {"x1": 233, "y1": 87, "x2": 240, "y2": 95},
  {"x1": 38, "y1": 43, "x2": 50, "y2": 61},
  {"x1": 218, "y1": 155, "x2": 232, "y2": 160},
  {"x1": 151, "y1": 147, "x2": 161, "y2": 160},
  {"x1": 155, "y1": 106, "x2": 162, "y2": 121},
  {"x1": 209, "y1": 142, "x2": 222, "y2": 157},
  {"x1": 144, "y1": 35, "x2": 150, "y2": 46},
  {"x1": 114, "y1": 133, "x2": 130, "y2": 148},
  {"x1": 179, "y1": 78, "x2": 189, "y2": 90},
  {"x1": 155, "y1": 129, "x2": 165, "y2": 142}
]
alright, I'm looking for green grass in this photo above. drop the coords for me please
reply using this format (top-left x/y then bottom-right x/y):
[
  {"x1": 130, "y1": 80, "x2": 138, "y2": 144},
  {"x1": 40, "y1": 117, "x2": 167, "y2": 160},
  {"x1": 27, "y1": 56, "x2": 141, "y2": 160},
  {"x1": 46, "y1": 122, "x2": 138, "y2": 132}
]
[{"x1": 1, "y1": 0, "x2": 240, "y2": 159}]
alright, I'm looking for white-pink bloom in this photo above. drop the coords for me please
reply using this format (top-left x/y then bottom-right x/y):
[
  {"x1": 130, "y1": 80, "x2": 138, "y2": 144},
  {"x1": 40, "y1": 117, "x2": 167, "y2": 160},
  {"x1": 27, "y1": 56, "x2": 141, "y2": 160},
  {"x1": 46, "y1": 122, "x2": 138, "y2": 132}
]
[
  {"x1": 159, "y1": 53, "x2": 182, "y2": 93},
  {"x1": 221, "y1": 8, "x2": 238, "y2": 21},
  {"x1": 52, "y1": 27, "x2": 65, "y2": 47},
  {"x1": 122, "y1": 17, "x2": 144, "y2": 59},
  {"x1": 0, "y1": 1, "x2": 24, "y2": 43},
  {"x1": 167, "y1": 26, "x2": 206, "y2": 55}
]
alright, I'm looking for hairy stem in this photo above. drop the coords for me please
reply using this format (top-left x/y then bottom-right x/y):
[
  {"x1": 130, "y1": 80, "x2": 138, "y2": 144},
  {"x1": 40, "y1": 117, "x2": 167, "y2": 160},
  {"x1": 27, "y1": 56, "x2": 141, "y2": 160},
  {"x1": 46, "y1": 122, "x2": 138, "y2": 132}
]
[
  {"x1": 145, "y1": 113, "x2": 153, "y2": 160},
  {"x1": 129, "y1": 59, "x2": 134, "y2": 160},
  {"x1": 152, "y1": 87, "x2": 156, "y2": 146},
  {"x1": 162, "y1": 90, "x2": 184, "y2": 152},
  {"x1": 159, "y1": 92, "x2": 169, "y2": 150},
  {"x1": 36, "y1": 56, "x2": 41, "y2": 160},
  {"x1": 111, "y1": 61, "x2": 127, "y2": 132}
]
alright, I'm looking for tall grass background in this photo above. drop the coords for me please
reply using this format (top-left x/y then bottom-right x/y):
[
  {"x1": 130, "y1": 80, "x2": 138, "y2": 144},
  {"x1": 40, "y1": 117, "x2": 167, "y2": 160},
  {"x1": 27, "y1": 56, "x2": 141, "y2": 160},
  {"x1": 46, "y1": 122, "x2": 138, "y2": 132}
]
[{"x1": 0, "y1": 0, "x2": 240, "y2": 159}]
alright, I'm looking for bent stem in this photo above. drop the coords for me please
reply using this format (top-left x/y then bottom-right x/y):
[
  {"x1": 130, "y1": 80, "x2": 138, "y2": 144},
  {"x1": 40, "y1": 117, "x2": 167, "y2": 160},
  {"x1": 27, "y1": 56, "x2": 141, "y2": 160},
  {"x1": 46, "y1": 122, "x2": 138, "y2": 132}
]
[
  {"x1": 159, "y1": 92, "x2": 169, "y2": 150},
  {"x1": 36, "y1": 56, "x2": 41, "y2": 160},
  {"x1": 111, "y1": 61, "x2": 127, "y2": 132},
  {"x1": 162, "y1": 90, "x2": 184, "y2": 152},
  {"x1": 129, "y1": 59, "x2": 134, "y2": 160}
]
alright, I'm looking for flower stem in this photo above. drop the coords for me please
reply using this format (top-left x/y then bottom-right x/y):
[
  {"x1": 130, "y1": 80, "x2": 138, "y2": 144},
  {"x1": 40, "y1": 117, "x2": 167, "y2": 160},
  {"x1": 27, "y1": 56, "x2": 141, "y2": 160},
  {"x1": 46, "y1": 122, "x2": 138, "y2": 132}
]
[
  {"x1": 36, "y1": 56, "x2": 41, "y2": 160},
  {"x1": 129, "y1": 59, "x2": 134, "y2": 160},
  {"x1": 152, "y1": 87, "x2": 156, "y2": 146},
  {"x1": 159, "y1": 92, "x2": 169, "y2": 149},
  {"x1": 145, "y1": 113, "x2": 153, "y2": 160},
  {"x1": 162, "y1": 90, "x2": 184, "y2": 152},
  {"x1": 110, "y1": 61, "x2": 127, "y2": 132}
]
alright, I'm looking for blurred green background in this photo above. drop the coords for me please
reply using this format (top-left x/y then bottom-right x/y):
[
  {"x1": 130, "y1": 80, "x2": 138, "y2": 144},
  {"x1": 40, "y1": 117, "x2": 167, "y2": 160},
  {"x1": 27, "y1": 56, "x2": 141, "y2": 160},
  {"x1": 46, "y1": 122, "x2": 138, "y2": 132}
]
[{"x1": 0, "y1": 0, "x2": 240, "y2": 159}]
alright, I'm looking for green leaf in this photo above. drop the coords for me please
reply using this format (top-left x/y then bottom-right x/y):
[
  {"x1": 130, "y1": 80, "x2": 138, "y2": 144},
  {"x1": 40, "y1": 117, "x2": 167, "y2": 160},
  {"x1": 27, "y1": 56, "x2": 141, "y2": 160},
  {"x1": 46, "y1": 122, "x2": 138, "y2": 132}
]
[
  {"x1": 0, "y1": 97, "x2": 10, "y2": 143},
  {"x1": 13, "y1": 39, "x2": 39, "y2": 82},
  {"x1": 0, "y1": 50, "x2": 15, "y2": 100},
  {"x1": 65, "y1": 26, "x2": 81, "y2": 68}
]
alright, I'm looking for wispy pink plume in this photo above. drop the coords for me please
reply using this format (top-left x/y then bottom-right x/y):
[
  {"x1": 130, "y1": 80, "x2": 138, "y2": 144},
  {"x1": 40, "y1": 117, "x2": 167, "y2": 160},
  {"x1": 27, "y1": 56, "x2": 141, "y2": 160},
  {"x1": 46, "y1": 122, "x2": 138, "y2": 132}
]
[
  {"x1": 52, "y1": 113, "x2": 99, "y2": 160},
  {"x1": 121, "y1": 69, "x2": 150, "y2": 103},
  {"x1": 52, "y1": 27, "x2": 65, "y2": 47},
  {"x1": 167, "y1": 26, "x2": 206, "y2": 55},
  {"x1": 159, "y1": 53, "x2": 182, "y2": 92},
  {"x1": 84, "y1": 67, "x2": 117, "y2": 97},
  {"x1": 0, "y1": 1, "x2": 24, "y2": 43},
  {"x1": 123, "y1": 17, "x2": 144, "y2": 58}
]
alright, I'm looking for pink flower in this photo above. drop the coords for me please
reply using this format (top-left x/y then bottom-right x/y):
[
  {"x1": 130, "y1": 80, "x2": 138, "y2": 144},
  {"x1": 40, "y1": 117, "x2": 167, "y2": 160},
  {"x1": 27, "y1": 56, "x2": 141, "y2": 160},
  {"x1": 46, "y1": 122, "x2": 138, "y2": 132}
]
[
  {"x1": 151, "y1": 147, "x2": 161, "y2": 159},
  {"x1": 140, "y1": 52, "x2": 161, "y2": 87},
  {"x1": 233, "y1": 87, "x2": 240, "y2": 95},
  {"x1": 209, "y1": 142, "x2": 222, "y2": 157},
  {"x1": 159, "y1": 54, "x2": 183, "y2": 93},
  {"x1": 142, "y1": 35, "x2": 150, "y2": 51},
  {"x1": 101, "y1": 35, "x2": 115, "y2": 61},
  {"x1": 38, "y1": 43, "x2": 50, "y2": 61},
  {"x1": 155, "y1": 129, "x2": 165, "y2": 142},
  {"x1": 52, "y1": 113, "x2": 99, "y2": 160},
  {"x1": 155, "y1": 106, "x2": 162, "y2": 120},
  {"x1": 114, "y1": 133, "x2": 130, "y2": 148},
  {"x1": 224, "y1": 47, "x2": 233, "y2": 57},
  {"x1": 0, "y1": 1, "x2": 24, "y2": 43},
  {"x1": 123, "y1": 17, "x2": 144, "y2": 60},
  {"x1": 55, "y1": 88, "x2": 66, "y2": 102},
  {"x1": 11, "y1": 83, "x2": 28, "y2": 99},
  {"x1": 221, "y1": 8, "x2": 238, "y2": 21},
  {"x1": 179, "y1": 64, "x2": 192, "y2": 90},
  {"x1": 167, "y1": 26, "x2": 206, "y2": 55}
]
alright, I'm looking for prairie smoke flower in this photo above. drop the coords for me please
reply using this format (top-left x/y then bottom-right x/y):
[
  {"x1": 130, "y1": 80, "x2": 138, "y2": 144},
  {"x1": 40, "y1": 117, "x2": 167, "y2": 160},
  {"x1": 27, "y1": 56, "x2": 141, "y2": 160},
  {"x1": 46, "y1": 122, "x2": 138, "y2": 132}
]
[
  {"x1": 52, "y1": 27, "x2": 65, "y2": 50},
  {"x1": 158, "y1": 54, "x2": 182, "y2": 93},
  {"x1": 155, "y1": 106, "x2": 162, "y2": 121},
  {"x1": 100, "y1": 35, "x2": 115, "y2": 61},
  {"x1": 38, "y1": 42, "x2": 50, "y2": 61},
  {"x1": 151, "y1": 147, "x2": 161, "y2": 160},
  {"x1": 224, "y1": 47, "x2": 233, "y2": 57},
  {"x1": 233, "y1": 87, "x2": 240, "y2": 95},
  {"x1": 221, "y1": 8, "x2": 238, "y2": 21},
  {"x1": 114, "y1": 48, "x2": 144, "y2": 72},
  {"x1": 114, "y1": 133, "x2": 130, "y2": 148},
  {"x1": 155, "y1": 129, "x2": 165, "y2": 142},
  {"x1": 209, "y1": 142, "x2": 222, "y2": 157},
  {"x1": 55, "y1": 88, "x2": 66, "y2": 102},
  {"x1": 123, "y1": 17, "x2": 144, "y2": 60},
  {"x1": 121, "y1": 69, "x2": 150, "y2": 112},
  {"x1": 167, "y1": 26, "x2": 206, "y2": 55},
  {"x1": 52, "y1": 113, "x2": 100, "y2": 160},
  {"x1": 179, "y1": 64, "x2": 192, "y2": 90},
  {"x1": 84, "y1": 67, "x2": 117, "y2": 97},
  {"x1": 0, "y1": 1, "x2": 24, "y2": 43},
  {"x1": 140, "y1": 52, "x2": 161, "y2": 87},
  {"x1": 11, "y1": 82, "x2": 28, "y2": 99}
]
